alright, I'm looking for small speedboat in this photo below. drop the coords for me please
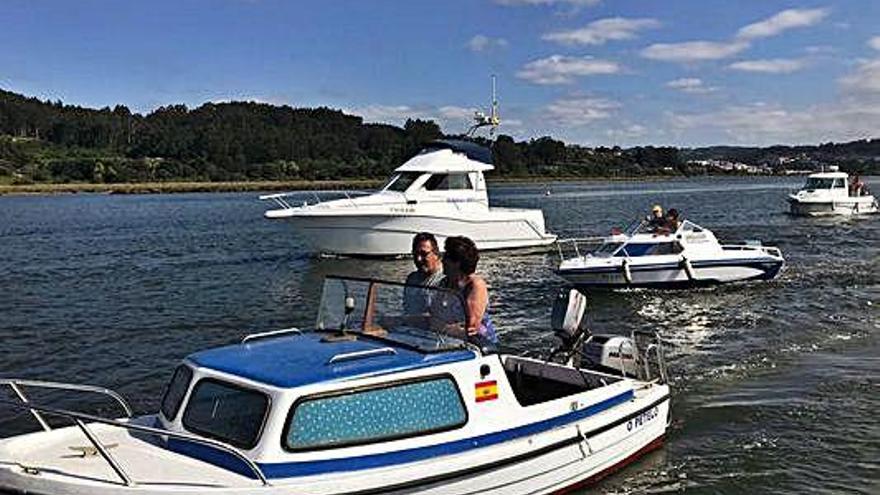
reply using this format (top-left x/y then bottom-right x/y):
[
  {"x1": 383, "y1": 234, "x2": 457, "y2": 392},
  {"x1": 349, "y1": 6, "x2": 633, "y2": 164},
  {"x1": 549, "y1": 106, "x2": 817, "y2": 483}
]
[
  {"x1": 787, "y1": 167, "x2": 878, "y2": 216},
  {"x1": 0, "y1": 277, "x2": 669, "y2": 494},
  {"x1": 260, "y1": 139, "x2": 557, "y2": 256},
  {"x1": 557, "y1": 218, "x2": 785, "y2": 289}
]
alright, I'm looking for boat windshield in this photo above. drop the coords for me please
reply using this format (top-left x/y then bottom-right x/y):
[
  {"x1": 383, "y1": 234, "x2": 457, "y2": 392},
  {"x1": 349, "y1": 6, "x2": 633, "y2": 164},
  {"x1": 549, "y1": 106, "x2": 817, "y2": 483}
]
[
  {"x1": 382, "y1": 172, "x2": 423, "y2": 193},
  {"x1": 803, "y1": 177, "x2": 839, "y2": 189},
  {"x1": 594, "y1": 242, "x2": 623, "y2": 256},
  {"x1": 316, "y1": 276, "x2": 470, "y2": 352}
]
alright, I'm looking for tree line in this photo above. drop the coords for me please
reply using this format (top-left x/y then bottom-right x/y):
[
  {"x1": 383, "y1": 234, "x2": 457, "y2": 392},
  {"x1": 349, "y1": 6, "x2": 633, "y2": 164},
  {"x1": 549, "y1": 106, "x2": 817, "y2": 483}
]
[{"x1": 0, "y1": 88, "x2": 877, "y2": 184}]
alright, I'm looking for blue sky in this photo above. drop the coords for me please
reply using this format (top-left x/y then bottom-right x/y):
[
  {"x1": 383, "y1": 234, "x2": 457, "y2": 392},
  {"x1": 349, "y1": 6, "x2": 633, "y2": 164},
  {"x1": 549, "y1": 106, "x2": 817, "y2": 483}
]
[{"x1": 2, "y1": 0, "x2": 879, "y2": 146}]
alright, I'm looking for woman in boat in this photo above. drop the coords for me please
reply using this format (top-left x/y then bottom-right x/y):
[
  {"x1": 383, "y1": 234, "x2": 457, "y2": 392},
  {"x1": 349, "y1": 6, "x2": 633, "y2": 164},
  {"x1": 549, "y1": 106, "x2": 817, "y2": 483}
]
[{"x1": 438, "y1": 236, "x2": 498, "y2": 344}]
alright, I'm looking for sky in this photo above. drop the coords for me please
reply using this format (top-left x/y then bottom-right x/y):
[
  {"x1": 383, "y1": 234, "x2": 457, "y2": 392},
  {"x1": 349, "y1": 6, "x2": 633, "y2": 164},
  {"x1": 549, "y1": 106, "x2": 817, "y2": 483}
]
[{"x1": 1, "y1": 0, "x2": 879, "y2": 147}]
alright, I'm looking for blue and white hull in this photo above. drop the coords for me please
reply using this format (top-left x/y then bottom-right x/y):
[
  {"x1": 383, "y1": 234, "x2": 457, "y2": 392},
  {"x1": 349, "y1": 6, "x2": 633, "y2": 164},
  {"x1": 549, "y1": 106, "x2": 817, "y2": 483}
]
[{"x1": 558, "y1": 257, "x2": 784, "y2": 289}]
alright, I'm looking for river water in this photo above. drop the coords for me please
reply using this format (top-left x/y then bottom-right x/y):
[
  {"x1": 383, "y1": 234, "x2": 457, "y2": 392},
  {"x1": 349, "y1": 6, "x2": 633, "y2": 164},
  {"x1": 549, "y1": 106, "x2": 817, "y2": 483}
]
[{"x1": 1, "y1": 176, "x2": 877, "y2": 493}]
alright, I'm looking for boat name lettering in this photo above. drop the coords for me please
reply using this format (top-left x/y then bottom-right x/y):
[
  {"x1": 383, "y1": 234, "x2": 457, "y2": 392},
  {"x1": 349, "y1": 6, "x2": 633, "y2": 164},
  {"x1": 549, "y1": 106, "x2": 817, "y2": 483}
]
[
  {"x1": 626, "y1": 406, "x2": 659, "y2": 432},
  {"x1": 389, "y1": 207, "x2": 416, "y2": 214}
]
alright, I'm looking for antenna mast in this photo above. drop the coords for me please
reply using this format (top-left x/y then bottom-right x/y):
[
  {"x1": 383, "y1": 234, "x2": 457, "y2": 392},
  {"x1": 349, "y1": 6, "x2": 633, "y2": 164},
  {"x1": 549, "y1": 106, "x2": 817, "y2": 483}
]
[{"x1": 467, "y1": 75, "x2": 501, "y2": 138}]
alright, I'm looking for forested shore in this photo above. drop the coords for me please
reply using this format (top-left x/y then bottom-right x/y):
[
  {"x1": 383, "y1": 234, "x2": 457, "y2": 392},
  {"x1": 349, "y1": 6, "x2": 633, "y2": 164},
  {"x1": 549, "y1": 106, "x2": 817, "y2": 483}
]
[{"x1": 2, "y1": 88, "x2": 879, "y2": 189}]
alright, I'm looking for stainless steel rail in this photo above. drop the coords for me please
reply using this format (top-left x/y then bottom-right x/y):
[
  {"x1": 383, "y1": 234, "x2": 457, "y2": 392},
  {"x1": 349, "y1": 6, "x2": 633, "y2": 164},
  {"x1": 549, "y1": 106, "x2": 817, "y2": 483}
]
[
  {"x1": 1, "y1": 379, "x2": 134, "y2": 431},
  {"x1": 328, "y1": 347, "x2": 398, "y2": 364},
  {"x1": 242, "y1": 327, "x2": 302, "y2": 343},
  {"x1": 0, "y1": 398, "x2": 269, "y2": 487}
]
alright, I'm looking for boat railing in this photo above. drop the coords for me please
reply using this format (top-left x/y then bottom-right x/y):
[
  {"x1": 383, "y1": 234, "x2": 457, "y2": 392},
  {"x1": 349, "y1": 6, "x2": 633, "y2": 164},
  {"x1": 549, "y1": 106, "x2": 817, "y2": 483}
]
[
  {"x1": 241, "y1": 327, "x2": 302, "y2": 343},
  {"x1": 0, "y1": 379, "x2": 134, "y2": 431},
  {"x1": 0, "y1": 396, "x2": 269, "y2": 487},
  {"x1": 259, "y1": 190, "x2": 372, "y2": 210},
  {"x1": 631, "y1": 331, "x2": 668, "y2": 384},
  {"x1": 720, "y1": 244, "x2": 782, "y2": 258}
]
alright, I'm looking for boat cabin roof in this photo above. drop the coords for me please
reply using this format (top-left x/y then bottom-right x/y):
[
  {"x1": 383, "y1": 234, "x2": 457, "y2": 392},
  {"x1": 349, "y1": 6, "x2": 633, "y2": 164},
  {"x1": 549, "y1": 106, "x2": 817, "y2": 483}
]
[
  {"x1": 187, "y1": 332, "x2": 477, "y2": 389},
  {"x1": 395, "y1": 140, "x2": 494, "y2": 173},
  {"x1": 808, "y1": 171, "x2": 848, "y2": 179}
]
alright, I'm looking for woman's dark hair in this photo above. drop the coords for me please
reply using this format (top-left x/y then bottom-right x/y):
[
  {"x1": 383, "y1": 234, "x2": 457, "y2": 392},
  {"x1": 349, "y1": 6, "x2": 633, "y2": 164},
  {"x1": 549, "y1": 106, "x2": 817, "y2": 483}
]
[
  {"x1": 411, "y1": 232, "x2": 439, "y2": 254},
  {"x1": 444, "y1": 236, "x2": 479, "y2": 275},
  {"x1": 667, "y1": 208, "x2": 679, "y2": 219}
]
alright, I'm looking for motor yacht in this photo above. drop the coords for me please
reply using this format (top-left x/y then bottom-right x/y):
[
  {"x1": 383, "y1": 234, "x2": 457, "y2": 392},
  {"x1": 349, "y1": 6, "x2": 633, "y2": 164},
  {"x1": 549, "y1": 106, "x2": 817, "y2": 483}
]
[
  {"x1": 0, "y1": 277, "x2": 669, "y2": 495},
  {"x1": 260, "y1": 140, "x2": 557, "y2": 256},
  {"x1": 787, "y1": 167, "x2": 878, "y2": 216},
  {"x1": 557, "y1": 218, "x2": 784, "y2": 289}
]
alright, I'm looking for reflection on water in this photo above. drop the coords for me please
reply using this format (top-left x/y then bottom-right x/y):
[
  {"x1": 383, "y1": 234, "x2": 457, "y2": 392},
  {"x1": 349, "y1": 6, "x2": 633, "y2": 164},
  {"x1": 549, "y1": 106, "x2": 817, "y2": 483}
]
[{"x1": 0, "y1": 176, "x2": 877, "y2": 494}]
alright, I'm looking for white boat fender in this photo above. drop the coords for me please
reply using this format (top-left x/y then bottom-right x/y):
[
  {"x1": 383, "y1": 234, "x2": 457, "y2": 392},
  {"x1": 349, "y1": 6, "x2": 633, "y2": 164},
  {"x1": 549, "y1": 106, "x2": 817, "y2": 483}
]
[
  {"x1": 621, "y1": 259, "x2": 633, "y2": 284},
  {"x1": 681, "y1": 255, "x2": 696, "y2": 281}
]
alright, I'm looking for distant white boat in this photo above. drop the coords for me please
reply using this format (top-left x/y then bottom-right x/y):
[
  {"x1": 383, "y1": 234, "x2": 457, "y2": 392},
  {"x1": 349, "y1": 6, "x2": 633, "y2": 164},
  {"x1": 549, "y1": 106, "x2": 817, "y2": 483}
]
[
  {"x1": 260, "y1": 139, "x2": 556, "y2": 256},
  {"x1": 787, "y1": 167, "x2": 878, "y2": 216}
]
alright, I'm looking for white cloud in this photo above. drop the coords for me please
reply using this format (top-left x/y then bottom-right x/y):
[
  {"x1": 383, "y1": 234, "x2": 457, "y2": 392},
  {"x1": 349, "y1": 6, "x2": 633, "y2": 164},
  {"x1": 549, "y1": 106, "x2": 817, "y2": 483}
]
[
  {"x1": 840, "y1": 59, "x2": 880, "y2": 93},
  {"x1": 605, "y1": 124, "x2": 648, "y2": 141},
  {"x1": 869, "y1": 36, "x2": 880, "y2": 51},
  {"x1": 736, "y1": 8, "x2": 829, "y2": 40},
  {"x1": 728, "y1": 58, "x2": 809, "y2": 74},
  {"x1": 494, "y1": 0, "x2": 600, "y2": 7},
  {"x1": 467, "y1": 35, "x2": 509, "y2": 53},
  {"x1": 544, "y1": 97, "x2": 620, "y2": 126},
  {"x1": 666, "y1": 78, "x2": 717, "y2": 94},
  {"x1": 668, "y1": 99, "x2": 880, "y2": 145},
  {"x1": 517, "y1": 55, "x2": 621, "y2": 84},
  {"x1": 542, "y1": 17, "x2": 660, "y2": 46},
  {"x1": 641, "y1": 40, "x2": 749, "y2": 62}
]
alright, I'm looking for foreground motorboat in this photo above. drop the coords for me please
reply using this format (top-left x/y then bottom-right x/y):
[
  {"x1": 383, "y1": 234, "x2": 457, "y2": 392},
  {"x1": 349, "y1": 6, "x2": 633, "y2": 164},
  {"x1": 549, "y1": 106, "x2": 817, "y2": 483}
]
[
  {"x1": 557, "y1": 218, "x2": 784, "y2": 289},
  {"x1": 0, "y1": 277, "x2": 669, "y2": 494},
  {"x1": 787, "y1": 167, "x2": 878, "y2": 216},
  {"x1": 260, "y1": 139, "x2": 557, "y2": 256}
]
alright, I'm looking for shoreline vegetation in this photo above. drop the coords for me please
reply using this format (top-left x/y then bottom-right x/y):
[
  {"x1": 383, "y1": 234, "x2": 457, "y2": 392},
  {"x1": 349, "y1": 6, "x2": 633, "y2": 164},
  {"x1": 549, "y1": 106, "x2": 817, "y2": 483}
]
[
  {"x1": 0, "y1": 175, "x2": 694, "y2": 196},
  {"x1": 2, "y1": 87, "x2": 879, "y2": 195}
]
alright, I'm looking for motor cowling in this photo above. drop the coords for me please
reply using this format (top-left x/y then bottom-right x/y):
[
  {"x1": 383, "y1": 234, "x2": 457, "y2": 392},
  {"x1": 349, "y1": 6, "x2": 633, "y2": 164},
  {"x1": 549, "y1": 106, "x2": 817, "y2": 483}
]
[{"x1": 582, "y1": 334, "x2": 639, "y2": 376}]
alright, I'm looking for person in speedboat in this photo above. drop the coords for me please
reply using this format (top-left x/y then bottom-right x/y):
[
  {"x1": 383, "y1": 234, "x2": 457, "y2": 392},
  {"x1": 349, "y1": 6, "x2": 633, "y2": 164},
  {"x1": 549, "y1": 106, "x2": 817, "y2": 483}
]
[
  {"x1": 665, "y1": 208, "x2": 681, "y2": 231},
  {"x1": 403, "y1": 232, "x2": 445, "y2": 315},
  {"x1": 647, "y1": 204, "x2": 667, "y2": 231},
  {"x1": 431, "y1": 236, "x2": 498, "y2": 345}
]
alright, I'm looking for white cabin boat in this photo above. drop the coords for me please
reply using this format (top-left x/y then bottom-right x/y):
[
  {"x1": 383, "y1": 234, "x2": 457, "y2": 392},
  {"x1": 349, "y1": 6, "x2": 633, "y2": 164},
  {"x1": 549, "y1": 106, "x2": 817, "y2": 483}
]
[
  {"x1": 787, "y1": 168, "x2": 878, "y2": 216},
  {"x1": 0, "y1": 277, "x2": 669, "y2": 495},
  {"x1": 557, "y1": 219, "x2": 784, "y2": 289},
  {"x1": 260, "y1": 140, "x2": 557, "y2": 256}
]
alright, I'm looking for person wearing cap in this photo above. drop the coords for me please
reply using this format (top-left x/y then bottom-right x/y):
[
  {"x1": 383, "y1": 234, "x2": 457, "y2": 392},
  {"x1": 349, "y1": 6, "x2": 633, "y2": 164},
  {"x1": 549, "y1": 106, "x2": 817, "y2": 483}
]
[{"x1": 647, "y1": 205, "x2": 666, "y2": 231}]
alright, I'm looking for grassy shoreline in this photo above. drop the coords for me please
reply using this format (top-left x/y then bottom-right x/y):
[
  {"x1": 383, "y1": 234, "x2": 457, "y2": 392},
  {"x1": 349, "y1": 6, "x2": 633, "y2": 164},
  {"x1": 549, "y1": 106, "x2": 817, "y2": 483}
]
[{"x1": 0, "y1": 174, "x2": 750, "y2": 196}]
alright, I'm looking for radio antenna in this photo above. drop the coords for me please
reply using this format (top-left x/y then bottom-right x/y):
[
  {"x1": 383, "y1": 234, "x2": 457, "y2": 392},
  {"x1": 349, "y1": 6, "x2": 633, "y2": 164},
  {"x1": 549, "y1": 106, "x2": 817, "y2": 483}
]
[{"x1": 466, "y1": 75, "x2": 501, "y2": 138}]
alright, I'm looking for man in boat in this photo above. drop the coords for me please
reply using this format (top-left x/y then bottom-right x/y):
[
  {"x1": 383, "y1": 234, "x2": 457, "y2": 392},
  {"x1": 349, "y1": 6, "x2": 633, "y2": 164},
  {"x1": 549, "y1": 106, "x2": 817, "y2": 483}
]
[
  {"x1": 647, "y1": 204, "x2": 666, "y2": 231},
  {"x1": 403, "y1": 232, "x2": 445, "y2": 315}
]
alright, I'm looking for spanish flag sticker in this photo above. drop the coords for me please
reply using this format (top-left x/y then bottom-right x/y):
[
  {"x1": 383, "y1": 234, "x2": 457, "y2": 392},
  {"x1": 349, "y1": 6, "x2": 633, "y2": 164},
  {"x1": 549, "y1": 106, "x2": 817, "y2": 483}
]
[{"x1": 475, "y1": 380, "x2": 498, "y2": 403}]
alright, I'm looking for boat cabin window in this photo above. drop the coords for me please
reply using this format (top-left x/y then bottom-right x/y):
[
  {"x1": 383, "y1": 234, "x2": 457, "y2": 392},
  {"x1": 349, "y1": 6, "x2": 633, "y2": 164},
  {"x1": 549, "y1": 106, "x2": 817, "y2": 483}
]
[
  {"x1": 804, "y1": 177, "x2": 834, "y2": 190},
  {"x1": 383, "y1": 172, "x2": 422, "y2": 193},
  {"x1": 833, "y1": 178, "x2": 846, "y2": 189},
  {"x1": 182, "y1": 379, "x2": 269, "y2": 449},
  {"x1": 423, "y1": 173, "x2": 473, "y2": 191},
  {"x1": 160, "y1": 365, "x2": 193, "y2": 421},
  {"x1": 283, "y1": 376, "x2": 467, "y2": 451},
  {"x1": 615, "y1": 242, "x2": 682, "y2": 257}
]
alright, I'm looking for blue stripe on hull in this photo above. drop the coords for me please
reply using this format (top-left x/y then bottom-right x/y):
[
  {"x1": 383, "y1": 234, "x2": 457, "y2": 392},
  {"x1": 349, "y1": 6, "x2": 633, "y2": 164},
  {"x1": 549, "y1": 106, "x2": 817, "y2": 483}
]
[{"x1": 168, "y1": 389, "x2": 635, "y2": 479}]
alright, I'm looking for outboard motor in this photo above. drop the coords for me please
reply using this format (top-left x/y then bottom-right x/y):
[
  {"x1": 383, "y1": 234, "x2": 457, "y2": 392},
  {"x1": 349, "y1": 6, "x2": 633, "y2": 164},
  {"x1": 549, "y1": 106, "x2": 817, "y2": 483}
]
[
  {"x1": 582, "y1": 334, "x2": 639, "y2": 377},
  {"x1": 548, "y1": 289, "x2": 589, "y2": 366},
  {"x1": 549, "y1": 289, "x2": 640, "y2": 376}
]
